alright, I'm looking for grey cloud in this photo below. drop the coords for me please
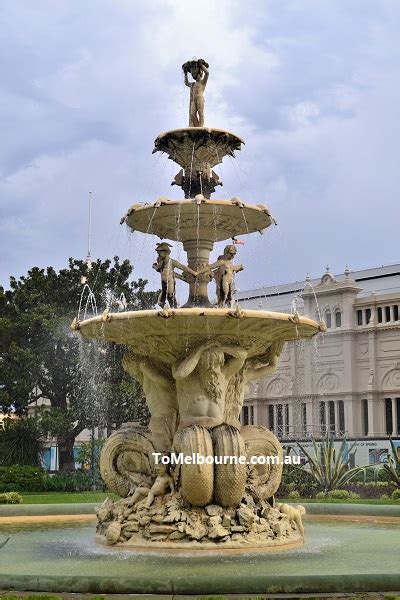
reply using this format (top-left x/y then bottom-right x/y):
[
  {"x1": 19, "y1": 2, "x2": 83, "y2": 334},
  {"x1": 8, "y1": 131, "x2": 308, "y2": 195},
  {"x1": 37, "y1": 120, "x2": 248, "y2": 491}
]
[{"x1": 1, "y1": 0, "x2": 399, "y2": 296}]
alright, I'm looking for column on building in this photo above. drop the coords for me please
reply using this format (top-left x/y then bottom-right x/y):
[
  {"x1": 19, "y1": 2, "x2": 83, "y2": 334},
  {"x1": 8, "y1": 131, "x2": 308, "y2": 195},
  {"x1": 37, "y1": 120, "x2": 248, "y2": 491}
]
[
  {"x1": 366, "y1": 325, "x2": 386, "y2": 436},
  {"x1": 342, "y1": 331, "x2": 358, "y2": 436},
  {"x1": 367, "y1": 397, "x2": 385, "y2": 436}
]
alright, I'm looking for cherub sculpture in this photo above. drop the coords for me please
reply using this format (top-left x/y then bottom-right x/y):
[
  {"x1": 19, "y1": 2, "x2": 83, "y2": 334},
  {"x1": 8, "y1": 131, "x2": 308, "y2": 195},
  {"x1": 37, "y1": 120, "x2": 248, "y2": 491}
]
[
  {"x1": 152, "y1": 242, "x2": 197, "y2": 308},
  {"x1": 128, "y1": 464, "x2": 174, "y2": 508},
  {"x1": 182, "y1": 58, "x2": 209, "y2": 127},
  {"x1": 276, "y1": 503, "x2": 306, "y2": 538},
  {"x1": 196, "y1": 244, "x2": 243, "y2": 308}
]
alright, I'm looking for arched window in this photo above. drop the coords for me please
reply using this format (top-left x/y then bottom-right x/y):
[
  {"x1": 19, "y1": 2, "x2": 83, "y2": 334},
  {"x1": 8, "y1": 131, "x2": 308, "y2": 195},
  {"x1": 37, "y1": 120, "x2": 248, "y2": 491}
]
[
  {"x1": 335, "y1": 310, "x2": 342, "y2": 328},
  {"x1": 325, "y1": 311, "x2": 332, "y2": 329}
]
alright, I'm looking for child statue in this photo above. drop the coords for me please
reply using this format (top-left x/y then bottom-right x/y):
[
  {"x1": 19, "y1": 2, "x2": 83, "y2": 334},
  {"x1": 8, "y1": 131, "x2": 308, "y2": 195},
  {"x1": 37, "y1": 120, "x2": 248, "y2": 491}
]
[
  {"x1": 128, "y1": 464, "x2": 174, "y2": 508},
  {"x1": 152, "y1": 242, "x2": 197, "y2": 308},
  {"x1": 182, "y1": 58, "x2": 209, "y2": 127},
  {"x1": 196, "y1": 244, "x2": 244, "y2": 308}
]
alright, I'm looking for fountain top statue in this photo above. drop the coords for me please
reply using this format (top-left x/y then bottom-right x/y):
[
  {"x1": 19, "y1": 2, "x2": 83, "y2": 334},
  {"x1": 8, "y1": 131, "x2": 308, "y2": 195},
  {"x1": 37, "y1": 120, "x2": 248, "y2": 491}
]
[
  {"x1": 182, "y1": 58, "x2": 209, "y2": 127},
  {"x1": 72, "y1": 59, "x2": 325, "y2": 552}
]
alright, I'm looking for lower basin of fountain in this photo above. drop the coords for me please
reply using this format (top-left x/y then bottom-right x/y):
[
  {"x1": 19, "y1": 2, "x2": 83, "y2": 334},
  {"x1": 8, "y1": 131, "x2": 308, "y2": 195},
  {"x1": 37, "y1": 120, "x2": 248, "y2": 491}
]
[{"x1": 1, "y1": 512, "x2": 399, "y2": 595}]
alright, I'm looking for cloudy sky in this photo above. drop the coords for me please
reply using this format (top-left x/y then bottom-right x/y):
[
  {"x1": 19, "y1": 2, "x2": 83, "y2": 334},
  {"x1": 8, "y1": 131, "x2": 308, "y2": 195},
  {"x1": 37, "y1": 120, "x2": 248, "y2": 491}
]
[{"x1": 1, "y1": 0, "x2": 400, "y2": 297}]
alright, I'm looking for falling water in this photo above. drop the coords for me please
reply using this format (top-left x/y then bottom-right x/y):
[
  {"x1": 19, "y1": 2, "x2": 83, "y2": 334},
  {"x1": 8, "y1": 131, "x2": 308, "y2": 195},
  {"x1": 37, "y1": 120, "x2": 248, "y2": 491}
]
[
  {"x1": 303, "y1": 279, "x2": 323, "y2": 323},
  {"x1": 78, "y1": 284, "x2": 98, "y2": 321},
  {"x1": 195, "y1": 202, "x2": 200, "y2": 300},
  {"x1": 188, "y1": 141, "x2": 196, "y2": 198}
]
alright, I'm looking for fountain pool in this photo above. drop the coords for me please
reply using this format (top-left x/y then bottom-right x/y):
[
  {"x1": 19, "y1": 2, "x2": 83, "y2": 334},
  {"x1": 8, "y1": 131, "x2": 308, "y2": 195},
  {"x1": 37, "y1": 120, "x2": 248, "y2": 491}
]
[{"x1": 1, "y1": 517, "x2": 399, "y2": 595}]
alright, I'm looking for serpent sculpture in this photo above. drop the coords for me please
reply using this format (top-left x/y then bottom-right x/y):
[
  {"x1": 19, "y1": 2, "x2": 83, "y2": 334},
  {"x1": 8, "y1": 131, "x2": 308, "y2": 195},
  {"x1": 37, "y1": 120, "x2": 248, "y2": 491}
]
[{"x1": 73, "y1": 58, "x2": 323, "y2": 551}]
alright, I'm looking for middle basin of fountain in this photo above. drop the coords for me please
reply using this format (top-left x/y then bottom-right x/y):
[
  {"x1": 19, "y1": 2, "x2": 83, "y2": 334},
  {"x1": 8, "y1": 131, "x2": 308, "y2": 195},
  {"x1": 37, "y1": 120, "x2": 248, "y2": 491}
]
[
  {"x1": 76, "y1": 308, "x2": 323, "y2": 362},
  {"x1": 123, "y1": 198, "x2": 273, "y2": 242}
]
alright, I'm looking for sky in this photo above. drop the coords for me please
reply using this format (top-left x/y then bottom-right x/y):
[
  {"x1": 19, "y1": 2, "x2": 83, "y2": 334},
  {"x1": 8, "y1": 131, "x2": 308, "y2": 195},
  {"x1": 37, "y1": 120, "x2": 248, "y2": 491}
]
[{"x1": 1, "y1": 0, "x2": 400, "y2": 298}]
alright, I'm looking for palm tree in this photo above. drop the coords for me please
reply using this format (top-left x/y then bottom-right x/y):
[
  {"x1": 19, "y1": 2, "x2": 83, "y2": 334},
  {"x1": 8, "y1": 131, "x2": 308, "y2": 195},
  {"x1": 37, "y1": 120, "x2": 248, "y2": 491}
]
[{"x1": 297, "y1": 436, "x2": 365, "y2": 492}]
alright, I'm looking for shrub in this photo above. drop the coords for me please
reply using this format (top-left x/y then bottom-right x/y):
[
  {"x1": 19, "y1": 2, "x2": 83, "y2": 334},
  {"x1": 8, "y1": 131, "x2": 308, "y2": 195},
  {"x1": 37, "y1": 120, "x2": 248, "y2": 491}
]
[
  {"x1": 376, "y1": 439, "x2": 400, "y2": 487},
  {"x1": 42, "y1": 470, "x2": 94, "y2": 492},
  {"x1": 0, "y1": 418, "x2": 43, "y2": 467},
  {"x1": 278, "y1": 464, "x2": 318, "y2": 498},
  {"x1": 0, "y1": 492, "x2": 23, "y2": 504},
  {"x1": 391, "y1": 489, "x2": 400, "y2": 500},
  {"x1": 380, "y1": 494, "x2": 390, "y2": 500},
  {"x1": 297, "y1": 436, "x2": 366, "y2": 492},
  {"x1": 288, "y1": 490, "x2": 301, "y2": 500},
  {"x1": 343, "y1": 482, "x2": 396, "y2": 499},
  {"x1": 0, "y1": 465, "x2": 45, "y2": 492},
  {"x1": 315, "y1": 489, "x2": 360, "y2": 500}
]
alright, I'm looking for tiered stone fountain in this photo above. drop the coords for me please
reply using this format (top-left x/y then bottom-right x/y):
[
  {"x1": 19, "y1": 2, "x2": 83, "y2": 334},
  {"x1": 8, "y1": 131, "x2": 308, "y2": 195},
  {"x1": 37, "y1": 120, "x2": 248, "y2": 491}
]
[{"x1": 72, "y1": 59, "x2": 324, "y2": 551}]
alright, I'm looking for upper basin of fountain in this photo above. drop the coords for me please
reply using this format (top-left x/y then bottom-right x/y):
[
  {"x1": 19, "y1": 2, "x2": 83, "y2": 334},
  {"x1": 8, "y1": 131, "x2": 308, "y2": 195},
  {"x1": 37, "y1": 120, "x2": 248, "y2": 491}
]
[
  {"x1": 74, "y1": 308, "x2": 324, "y2": 365},
  {"x1": 153, "y1": 127, "x2": 244, "y2": 170},
  {"x1": 123, "y1": 197, "x2": 273, "y2": 242}
]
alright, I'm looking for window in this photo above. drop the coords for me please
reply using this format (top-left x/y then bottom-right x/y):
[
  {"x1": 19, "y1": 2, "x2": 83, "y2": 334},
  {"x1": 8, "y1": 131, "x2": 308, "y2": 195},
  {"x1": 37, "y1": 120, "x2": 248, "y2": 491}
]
[
  {"x1": 385, "y1": 398, "x2": 393, "y2": 435},
  {"x1": 385, "y1": 306, "x2": 391, "y2": 322},
  {"x1": 242, "y1": 406, "x2": 249, "y2": 426},
  {"x1": 277, "y1": 404, "x2": 283, "y2": 435},
  {"x1": 268, "y1": 405, "x2": 275, "y2": 431},
  {"x1": 397, "y1": 398, "x2": 400, "y2": 435},
  {"x1": 394, "y1": 305, "x2": 399, "y2": 321},
  {"x1": 329, "y1": 400, "x2": 335, "y2": 433},
  {"x1": 319, "y1": 401, "x2": 326, "y2": 434},
  {"x1": 325, "y1": 311, "x2": 332, "y2": 328},
  {"x1": 357, "y1": 310, "x2": 363, "y2": 326},
  {"x1": 285, "y1": 404, "x2": 289, "y2": 436},
  {"x1": 366, "y1": 308, "x2": 371, "y2": 324},
  {"x1": 301, "y1": 403, "x2": 307, "y2": 435},
  {"x1": 362, "y1": 399, "x2": 369, "y2": 436},
  {"x1": 377, "y1": 307, "x2": 383, "y2": 323},
  {"x1": 250, "y1": 406, "x2": 254, "y2": 425},
  {"x1": 338, "y1": 400, "x2": 345, "y2": 433},
  {"x1": 335, "y1": 310, "x2": 342, "y2": 327}
]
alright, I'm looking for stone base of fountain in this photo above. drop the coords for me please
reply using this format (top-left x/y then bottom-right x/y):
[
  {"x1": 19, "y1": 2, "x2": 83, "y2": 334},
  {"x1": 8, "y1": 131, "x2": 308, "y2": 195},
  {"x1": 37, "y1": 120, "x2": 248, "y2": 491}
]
[{"x1": 95, "y1": 491, "x2": 304, "y2": 552}]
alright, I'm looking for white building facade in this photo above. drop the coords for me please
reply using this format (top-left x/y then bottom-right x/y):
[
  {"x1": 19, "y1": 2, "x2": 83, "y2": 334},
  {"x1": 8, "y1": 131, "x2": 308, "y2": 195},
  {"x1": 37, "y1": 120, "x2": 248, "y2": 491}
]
[{"x1": 238, "y1": 264, "x2": 400, "y2": 465}]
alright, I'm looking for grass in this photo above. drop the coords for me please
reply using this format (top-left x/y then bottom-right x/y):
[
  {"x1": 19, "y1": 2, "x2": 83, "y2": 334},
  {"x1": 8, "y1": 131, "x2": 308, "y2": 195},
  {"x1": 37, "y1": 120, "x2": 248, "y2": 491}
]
[
  {"x1": 281, "y1": 497, "x2": 400, "y2": 505},
  {"x1": 0, "y1": 597, "x2": 109, "y2": 600},
  {"x1": 9, "y1": 492, "x2": 399, "y2": 505},
  {"x1": 0, "y1": 596, "x2": 399, "y2": 600},
  {"x1": 19, "y1": 491, "x2": 117, "y2": 504}
]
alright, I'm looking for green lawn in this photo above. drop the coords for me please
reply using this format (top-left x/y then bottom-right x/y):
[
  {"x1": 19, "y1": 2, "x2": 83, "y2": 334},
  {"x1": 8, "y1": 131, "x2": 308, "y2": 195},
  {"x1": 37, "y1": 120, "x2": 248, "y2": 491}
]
[
  {"x1": 0, "y1": 596, "x2": 399, "y2": 600},
  {"x1": 20, "y1": 491, "x2": 117, "y2": 504},
  {"x1": 281, "y1": 497, "x2": 400, "y2": 505},
  {"x1": 15, "y1": 492, "x2": 399, "y2": 505}
]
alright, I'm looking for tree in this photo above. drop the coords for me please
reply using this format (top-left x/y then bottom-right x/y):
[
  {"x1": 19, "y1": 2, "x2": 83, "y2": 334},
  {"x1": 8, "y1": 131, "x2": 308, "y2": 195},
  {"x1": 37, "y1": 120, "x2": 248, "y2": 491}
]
[{"x1": 0, "y1": 257, "x2": 157, "y2": 471}]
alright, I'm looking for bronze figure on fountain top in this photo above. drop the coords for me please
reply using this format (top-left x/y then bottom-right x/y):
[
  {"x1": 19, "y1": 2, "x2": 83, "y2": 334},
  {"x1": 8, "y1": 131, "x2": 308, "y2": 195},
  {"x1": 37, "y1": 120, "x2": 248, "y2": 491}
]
[{"x1": 182, "y1": 58, "x2": 209, "y2": 127}]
